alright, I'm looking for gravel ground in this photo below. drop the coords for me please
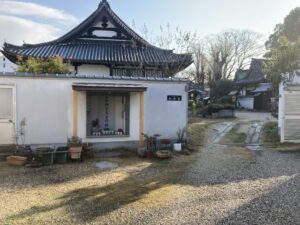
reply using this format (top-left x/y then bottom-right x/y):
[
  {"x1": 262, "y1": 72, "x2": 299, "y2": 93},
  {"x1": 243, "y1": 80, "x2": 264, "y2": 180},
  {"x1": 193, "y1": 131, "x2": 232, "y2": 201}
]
[{"x1": 1, "y1": 113, "x2": 300, "y2": 225}]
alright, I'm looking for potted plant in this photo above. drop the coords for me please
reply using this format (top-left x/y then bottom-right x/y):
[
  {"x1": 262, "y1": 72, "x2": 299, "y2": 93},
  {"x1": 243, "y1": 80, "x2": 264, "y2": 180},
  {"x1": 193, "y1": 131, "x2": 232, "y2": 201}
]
[
  {"x1": 156, "y1": 150, "x2": 172, "y2": 159},
  {"x1": 6, "y1": 155, "x2": 28, "y2": 166},
  {"x1": 68, "y1": 136, "x2": 83, "y2": 160},
  {"x1": 142, "y1": 133, "x2": 160, "y2": 159},
  {"x1": 6, "y1": 145, "x2": 33, "y2": 166},
  {"x1": 174, "y1": 127, "x2": 187, "y2": 152}
]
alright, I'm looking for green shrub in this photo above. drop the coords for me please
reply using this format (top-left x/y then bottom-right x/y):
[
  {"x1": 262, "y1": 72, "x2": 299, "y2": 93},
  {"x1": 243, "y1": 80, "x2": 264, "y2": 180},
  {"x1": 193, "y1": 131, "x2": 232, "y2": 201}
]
[
  {"x1": 188, "y1": 100, "x2": 195, "y2": 109},
  {"x1": 209, "y1": 79, "x2": 235, "y2": 98},
  {"x1": 215, "y1": 96, "x2": 233, "y2": 104},
  {"x1": 263, "y1": 122, "x2": 280, "y2": 143},
  {"x1": 17, "y1": 56, "x2": 71, "y2": 74},
  {"x1": 202, "y1": 104, "x2": 235, "y2": 116}
]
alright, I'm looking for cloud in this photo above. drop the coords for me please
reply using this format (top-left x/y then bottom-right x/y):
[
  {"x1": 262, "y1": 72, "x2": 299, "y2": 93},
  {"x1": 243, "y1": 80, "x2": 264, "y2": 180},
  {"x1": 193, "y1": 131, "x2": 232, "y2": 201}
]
[
  {"x1": 0, "y1": 1, "x2": 79, "y2": 49},
  {"x1": 0, "y1": 15, "x2": 60, "y2": 46},
  {"x1": 0, "y1": 0, "x2": 78, "y2": 25}
]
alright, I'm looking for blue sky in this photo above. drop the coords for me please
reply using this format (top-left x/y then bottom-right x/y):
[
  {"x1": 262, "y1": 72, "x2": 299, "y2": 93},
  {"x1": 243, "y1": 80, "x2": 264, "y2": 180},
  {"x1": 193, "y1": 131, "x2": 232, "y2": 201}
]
[{"x1": 0, "y1": 0, "x2": 299, "y2": 46}]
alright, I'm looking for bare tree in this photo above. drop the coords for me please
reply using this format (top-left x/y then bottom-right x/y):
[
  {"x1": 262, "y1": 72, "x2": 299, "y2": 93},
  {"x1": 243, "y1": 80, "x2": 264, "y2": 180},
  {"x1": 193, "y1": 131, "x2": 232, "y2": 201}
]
[
  {"x1": 135, "y1": 23, "x2": 263, "y2": 83},
  {"x1": 137, "y1": 23, "x2": 198, "y2": 76},
  {"x1": 186, "y1": 41, "x2": 207, "y2": 88},
  {"x1": 206, "y1": 30, "x2": 264, "y2": 81},
  {"x1": 206, "y1": 32, "x2": 233, "y2": 81},
  {"x1": 227, "y1": 30, "x2": 264, "y2": 76}
]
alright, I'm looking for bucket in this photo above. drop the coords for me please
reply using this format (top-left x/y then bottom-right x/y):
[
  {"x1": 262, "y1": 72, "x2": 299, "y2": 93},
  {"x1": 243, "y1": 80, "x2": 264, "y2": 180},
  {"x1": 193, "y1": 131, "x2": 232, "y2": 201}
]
[
  {"x1": 173, "y1": 143, "x2": 182, "y2": 152},
  {"x1": 36, "y1": 148, "x2": 54, "y2": 166},
  {"x1": 54, "y1": 147, "x2": 68, "y2": 164},
  {"x1": 41, "y1": 152, "x2": 54, "y2": 166}
]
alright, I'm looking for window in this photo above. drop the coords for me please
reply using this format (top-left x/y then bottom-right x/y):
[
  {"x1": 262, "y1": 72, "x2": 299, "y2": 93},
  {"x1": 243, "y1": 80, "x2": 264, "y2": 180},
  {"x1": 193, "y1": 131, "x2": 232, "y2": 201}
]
[
  {"x1": 86, "y1": 92, "x2": 130, "y2": 137},
  {"x1": 0, "y1": 88, "x2": 13, "y2": 120}
]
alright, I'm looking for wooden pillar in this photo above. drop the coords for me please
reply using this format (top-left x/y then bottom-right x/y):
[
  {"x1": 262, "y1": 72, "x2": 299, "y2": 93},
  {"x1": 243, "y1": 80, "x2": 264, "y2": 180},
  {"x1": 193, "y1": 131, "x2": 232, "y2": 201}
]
[
  {"x1": 139, "y1": 92, "x2": 145, "y2": 147},
  {"x1": 73, "y1": 90, "x2": 78, "y2": 137}
]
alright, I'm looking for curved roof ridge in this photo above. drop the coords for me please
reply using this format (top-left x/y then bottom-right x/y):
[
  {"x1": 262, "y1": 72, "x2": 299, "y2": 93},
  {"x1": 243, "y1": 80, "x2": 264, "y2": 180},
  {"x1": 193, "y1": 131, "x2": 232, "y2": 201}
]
[{"x1": 2, "y1": 1, "x2": 177, "y2": 53}]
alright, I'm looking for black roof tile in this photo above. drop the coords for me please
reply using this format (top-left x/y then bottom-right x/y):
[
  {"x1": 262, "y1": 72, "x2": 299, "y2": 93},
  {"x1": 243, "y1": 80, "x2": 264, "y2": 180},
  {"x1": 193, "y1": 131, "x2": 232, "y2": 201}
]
[{"x1": 2, "y1": 0, "x2": 192, "y2": 72}]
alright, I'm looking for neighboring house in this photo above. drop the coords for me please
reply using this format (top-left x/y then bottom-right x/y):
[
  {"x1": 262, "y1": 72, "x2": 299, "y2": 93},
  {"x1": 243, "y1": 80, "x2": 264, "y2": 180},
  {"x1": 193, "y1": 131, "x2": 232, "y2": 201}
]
[
  {"x1": 187, "y1": 81, "x2": 207, "y2": 103},
  {"x1": 0, "y1": 0, "x2": 192, "y2": 149},
  {"x1": 0, "y1": 55, "x2": 17, "y2": 73},
  {"x1": 234, "y1": 58, "x2": 272, "y2": 111},
  {"x1": 278, "y1": 75, "x2": 300, "y2": 143}
]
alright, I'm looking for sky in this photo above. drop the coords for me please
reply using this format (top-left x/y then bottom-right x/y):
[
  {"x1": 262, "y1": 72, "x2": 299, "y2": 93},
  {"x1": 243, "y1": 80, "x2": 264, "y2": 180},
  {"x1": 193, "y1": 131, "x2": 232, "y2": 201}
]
[{"x1": 0, "y1": 0, "x2": 299, "y2": 47}]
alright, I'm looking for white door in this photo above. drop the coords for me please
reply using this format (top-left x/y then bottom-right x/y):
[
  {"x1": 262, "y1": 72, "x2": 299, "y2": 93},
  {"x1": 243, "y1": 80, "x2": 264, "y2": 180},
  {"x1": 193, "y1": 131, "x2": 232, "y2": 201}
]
[
  {"x1": 0, "y1": 85, "x2": 15, "y2": 145},
  {"x1": 282, "y1": 87, "x2": 300, "y2": 142}
]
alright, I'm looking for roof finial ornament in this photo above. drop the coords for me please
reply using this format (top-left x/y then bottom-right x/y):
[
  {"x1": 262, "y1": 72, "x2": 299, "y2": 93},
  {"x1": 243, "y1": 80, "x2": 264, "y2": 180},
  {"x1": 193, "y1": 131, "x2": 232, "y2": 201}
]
[{"x1": 99, "y1": 0, "x2": 110, "y2": 8}]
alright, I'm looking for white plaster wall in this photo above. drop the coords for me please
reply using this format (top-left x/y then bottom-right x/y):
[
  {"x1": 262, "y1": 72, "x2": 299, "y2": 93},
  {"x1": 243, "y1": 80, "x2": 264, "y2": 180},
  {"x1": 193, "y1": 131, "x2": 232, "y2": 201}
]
[
  {"x1": 0, "y1": 77, "x2": 73, "y2": 145},
  {"x1": 0, "y1": 56, "x2": 18, "y2": 73},
  {"x1": 291, "y1": 75, "x2": 300, "y2": 83},
  {"x1": 239, "y1": 87, "x2": 247, "y2": 96},
  {"x1": 143, "y1": 83, "x2": 188, "y2": 139},
  {"x1": 92, "y1": 30, "x2": 117, "y2": 37},
  {"x1": 77, "y1": 65, "x2": 110, "y2": 76},
  {"x1": 0, "y1": 76, "x2": 187, "y2": 145},
  {"x1": 238, "y1": 97, "x2": 254, "y2": 110}
]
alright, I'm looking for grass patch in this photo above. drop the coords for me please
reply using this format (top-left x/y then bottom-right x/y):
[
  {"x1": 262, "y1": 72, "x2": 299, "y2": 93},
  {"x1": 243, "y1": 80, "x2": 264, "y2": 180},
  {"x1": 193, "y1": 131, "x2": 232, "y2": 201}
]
[
  {"x1": 262, "y1": 122, "x2": 300, "y2": 151},
  {"x1": 223, "y1": 146, "x2": 254, "y2": 161},
  {"x1": 263, "y1": 122, "x2": 280, "y2": 144},
  {"x1": 220, "y1": 124, "x2": 247, "y2": 146},
  {"x1": 188, "y1": 120, "x2": 218, "y2": 150}
]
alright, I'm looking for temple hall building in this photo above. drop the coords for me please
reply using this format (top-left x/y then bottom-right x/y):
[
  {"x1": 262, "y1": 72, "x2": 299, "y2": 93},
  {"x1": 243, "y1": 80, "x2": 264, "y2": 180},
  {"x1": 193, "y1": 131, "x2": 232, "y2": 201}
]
[{"x1": 0, "y1": 0, "x2": 192, "y2": 149}]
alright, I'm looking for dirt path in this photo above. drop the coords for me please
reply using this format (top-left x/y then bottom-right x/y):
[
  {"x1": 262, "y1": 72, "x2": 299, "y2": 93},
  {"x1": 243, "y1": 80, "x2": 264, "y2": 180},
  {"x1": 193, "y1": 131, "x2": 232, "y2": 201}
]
[{"x1": 136, "y1": 113, "x2": 300, "y2": 225}]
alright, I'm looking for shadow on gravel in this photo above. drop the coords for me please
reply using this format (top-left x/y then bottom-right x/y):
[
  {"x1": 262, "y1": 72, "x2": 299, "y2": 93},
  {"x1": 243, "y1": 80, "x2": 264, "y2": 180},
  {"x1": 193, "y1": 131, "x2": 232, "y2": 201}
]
[
  {"x1": 216, "y1": 174, "x2": 300, "y2": 225},
  {"x1": 9, "y1": 150, "x2": 300, "y2": 224},
  {"x1": 179, "y1": 148, "x2": 300, "y2": 187},
  {"x1": 0, "y1": 153, "x2": 138, "y2": 188},
  {"x1": 6, "y1": 157, "x2": 194, "y2": 223},
  {"x1": 5, "y1": 121, "x2": 300, "y2": 224}
]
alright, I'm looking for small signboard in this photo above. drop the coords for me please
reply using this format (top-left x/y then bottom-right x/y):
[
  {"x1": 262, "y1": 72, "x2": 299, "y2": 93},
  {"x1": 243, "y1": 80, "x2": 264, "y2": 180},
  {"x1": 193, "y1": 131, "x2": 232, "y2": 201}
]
[{"x1": 167, "y1": 95, "x2": 182, "y2": 101}]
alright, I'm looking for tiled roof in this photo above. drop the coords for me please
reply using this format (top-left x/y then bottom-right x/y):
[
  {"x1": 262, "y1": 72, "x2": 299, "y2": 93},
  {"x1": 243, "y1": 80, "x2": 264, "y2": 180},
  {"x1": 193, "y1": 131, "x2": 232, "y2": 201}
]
[
  {"x1": 1, "y1": 0, "x2": 193, "y2": 72},
  {"x1": 3, "y1": 41, "x2": 191, "y2": 68},
  {"x1": 251, "y1": 83, "x2": 272, "y2": 93},
  {"x1": 0, "y1": 71, "x2": 189, "y2": 83},
  {"x1": 235, "y1": 59, "x2": 266, "y2": 85}
]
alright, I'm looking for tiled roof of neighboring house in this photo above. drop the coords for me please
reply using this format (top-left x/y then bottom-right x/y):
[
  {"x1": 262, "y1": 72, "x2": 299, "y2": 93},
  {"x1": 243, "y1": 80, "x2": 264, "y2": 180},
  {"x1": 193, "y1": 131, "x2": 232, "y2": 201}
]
[
  {"x1": 228, "y1": 90, "x2": 239, "y2": 96},
  {"x1": 235, "y1": 59, "x2": 266, "y2": 85},
  {"x1": 235, "y1": 69, "x2": 248, "y2": 81},
  {"x1": 187, "y1": 81, "x2": 208, "y2": 96},
  {"x1": 1, "y1": 0, "x2": 193, "y2": 74},
  {"x1": 251, "y1": 83, "x2": 272, "y2": 93}
]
